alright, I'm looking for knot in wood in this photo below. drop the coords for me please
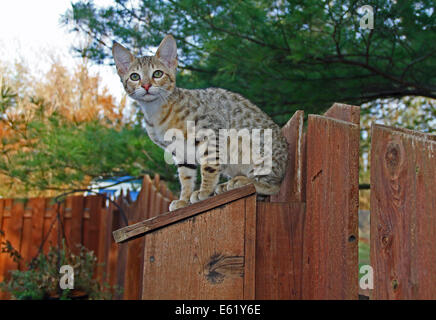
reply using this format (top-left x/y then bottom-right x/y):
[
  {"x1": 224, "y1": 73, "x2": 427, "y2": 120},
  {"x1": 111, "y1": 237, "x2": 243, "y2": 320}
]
[
  {"x1": 384, "y1": 141, "x2": 404, "y2": 177},
  {"x1": 204, "y1": 253, "x2": 244, "y2": 284},
  {"x1": 385, "y1": 143, "x2": 400, "y2": 168}
]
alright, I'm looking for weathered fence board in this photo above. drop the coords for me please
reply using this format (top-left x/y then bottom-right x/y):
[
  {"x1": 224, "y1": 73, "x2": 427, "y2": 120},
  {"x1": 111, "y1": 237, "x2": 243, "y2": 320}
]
[
  {"x1": 324, "y1": 102, "x2": 360, "y2": 124},
  {"x1": 0, "y1": 200, "x2": 6, "y2": 299},
  {"x1": 113, "y1": 185, "x2": 256, "y2": 243},
  {"x1": 303, "y1": 113, "x2": 360, "y2": 299},
  {"x1": 123, "y1": 176, "x2": 153, "y2": 300},
  {"x1": 271, "y1": 110, "x2": 304, "y2": 203},
  {"x1": 370, "y1": 124, "x2": 436, "y2": 299},
  {"x1": 141, "y1": 194, "x2": 256, "y2": 300},
  {"x1": 255, "y1": 202, "x2": 306, "y2": 299},
  {"x1": 70, "y1": 196, "x2": 84, "y2": 253},
  {"x1": 2, "y1": 102, "x2": 435, "y2": 301},
  {"x1": 42, "y1": 199, "x2": 59, "y2": 251},
  {"x1": 21, "y1": 198, "x2": 45, "y2": 265}
]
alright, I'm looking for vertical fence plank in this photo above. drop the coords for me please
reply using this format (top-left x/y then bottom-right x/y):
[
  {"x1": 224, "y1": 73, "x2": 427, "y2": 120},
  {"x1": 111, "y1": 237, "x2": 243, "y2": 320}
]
[
  {"x1": 106, "y1": 201, "x2": 120, "y2": 291},
  {"x1": 114, "y1": 194, "x2": 128, "y2": 300},
  {"x1": 20, "y1": 200, "x2": 33, "y2": 268},
  {"x1": 85, "y1": 196, "x2": 103, "y2": 257},
  {"x1": 62, "y1": 197, "x2": 73, "y2": 249},
  {"x1": 0, "y1": 199, "x2": 6, "y2": 299},
  {"x1": 123, "y1": 176, "x2": 150, "y2": 300},
  {"x1": 0, "y1": 199, "x2": 24, "y2": 299},
  {"x1": 303, "y1": 114, "x2": 360, "y2": 299},
  {"x1": 243, "y1": 195, "x2": 256, "y2": 300},
  {"x1": 20, "y1": 198, "x2": 45, "y2": 265},
  {"x1": 96, "y1": 202, "x2": 109, "y2": 282},
  {"x1": 70, "y1": 196, "x2": 84, "y2": 254},
  {"x1": 10, "y1": 200, "x2": 25, "y2": 271},
  {"x1": 256, "y1": 202, "x2": 306, "y2": 299},
  {"x1": 370, "y1": 124, "x2": 436, "y2": 299},
  {"x1": 43, "y1": 199, "x2": 59, "y2": 251},
  {"x1": 29, "y1": 199, "x2": 45, "y2": 261},
  {"x1": 0, "y1": 199, "x2": 4, "y2": 230},
  {"x1": 123, "y1": 174, "x2": 176, "y2": 299},
  {"x1": 271, "y1": 110, "x2": 304, "y2": 203}
]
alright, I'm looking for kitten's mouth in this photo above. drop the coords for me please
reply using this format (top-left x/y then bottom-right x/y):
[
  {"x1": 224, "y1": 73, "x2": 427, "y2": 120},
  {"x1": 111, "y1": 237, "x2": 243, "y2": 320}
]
[{"x1": 141, "y1": 93, "x2": 159, "y2": 102}]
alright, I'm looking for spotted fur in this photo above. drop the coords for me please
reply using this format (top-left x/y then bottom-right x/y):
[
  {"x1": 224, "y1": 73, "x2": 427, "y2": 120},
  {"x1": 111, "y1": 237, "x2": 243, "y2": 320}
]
[{"x1": 113, "y1": 35, "x2": 288, "y2": 211}]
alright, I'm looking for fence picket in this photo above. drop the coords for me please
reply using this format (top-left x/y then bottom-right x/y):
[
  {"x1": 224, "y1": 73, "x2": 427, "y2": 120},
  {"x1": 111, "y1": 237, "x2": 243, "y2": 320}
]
[
  {"x1": 370, "y1": 124, "x2": 436, "y2": 299},
  {"x1": 303, "y1": 114, "x2": 360, "y2": 299}
]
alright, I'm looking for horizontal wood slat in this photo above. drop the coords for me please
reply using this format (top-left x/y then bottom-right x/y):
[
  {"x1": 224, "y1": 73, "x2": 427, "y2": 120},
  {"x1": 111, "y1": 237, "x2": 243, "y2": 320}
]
[{"x1": 113, "y1": 184, "x2": 256, "y2": 243}]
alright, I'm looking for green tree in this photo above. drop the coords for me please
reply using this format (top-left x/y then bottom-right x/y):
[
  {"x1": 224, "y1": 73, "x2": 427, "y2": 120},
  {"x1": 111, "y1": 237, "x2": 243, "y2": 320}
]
[
  {"x1": 62, "y1": 0, "x2": 436, "y2": 124},
  {"x1": 0, "y1": 61, "x2": 178, "y2": 197}
]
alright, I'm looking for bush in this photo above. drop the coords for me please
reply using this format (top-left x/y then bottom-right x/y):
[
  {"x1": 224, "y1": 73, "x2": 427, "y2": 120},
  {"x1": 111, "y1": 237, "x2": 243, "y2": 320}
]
[{"x1": 0, "y1": 239, "x2": 120, "y2": 300}]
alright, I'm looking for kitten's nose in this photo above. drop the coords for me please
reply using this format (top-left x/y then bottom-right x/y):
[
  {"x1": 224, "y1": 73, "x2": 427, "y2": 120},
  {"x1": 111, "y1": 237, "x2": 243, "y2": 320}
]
[{"x1": 142, "y1": 83, "x2": 152, "y2": 92}]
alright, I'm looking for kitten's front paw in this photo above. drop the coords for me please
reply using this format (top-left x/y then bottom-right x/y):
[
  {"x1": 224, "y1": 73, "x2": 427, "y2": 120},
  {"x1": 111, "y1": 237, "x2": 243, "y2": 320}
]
[
  {"x1": 190, "y1": 190, "x2": 213, "y2": 203},
  {"x1": 169, "y1": 199, "x2": 189, "y2": 211}
]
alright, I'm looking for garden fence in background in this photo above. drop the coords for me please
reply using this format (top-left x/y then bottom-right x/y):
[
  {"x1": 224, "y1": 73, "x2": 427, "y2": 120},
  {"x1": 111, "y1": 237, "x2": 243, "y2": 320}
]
[
  {"x1": 0, "y1": 174, "x2": 175, "y2": 300},
  {"x1": 0, "y1": 103, "x2": 435, "y2": 300}
]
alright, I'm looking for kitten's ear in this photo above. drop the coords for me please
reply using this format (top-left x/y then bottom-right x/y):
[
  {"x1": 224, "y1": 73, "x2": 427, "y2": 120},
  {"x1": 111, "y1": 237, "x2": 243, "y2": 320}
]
[
  {"x1": 112, "y1": 41, "x2": 134, "y2": 76},
  {"x1": 156, "y1": 35, "x2": 178, "y2": 69}
]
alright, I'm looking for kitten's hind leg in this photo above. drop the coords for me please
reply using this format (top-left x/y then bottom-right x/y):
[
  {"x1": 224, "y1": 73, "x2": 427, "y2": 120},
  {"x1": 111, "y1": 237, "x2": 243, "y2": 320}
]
[
  {"x1": 252, "y1": 180, "x2": 281, "y2": 195},
  {"x1": 214, "y1": 182, "x2": 228, "y2": 195},
  {"x1": 216, "y1": 176, "x2": 281, "y2": 196},
  {"x1": 226, "y1": 176, "x2": 253, "y2": 190},
  {"x1": 215, "y1": 176, "x2": 253, "y2": 194}
]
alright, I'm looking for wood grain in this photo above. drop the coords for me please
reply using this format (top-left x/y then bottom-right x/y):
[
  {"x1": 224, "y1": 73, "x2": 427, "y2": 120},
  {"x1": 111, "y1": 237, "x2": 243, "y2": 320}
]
[
  {"x1": 84, "y1": 196, "x2": 103, "y2": 256},
  {"x1": 124, "y1": 175, "x2": 155, "y2": 299},
  {"x1": 113, "y1": 184, "x2": 256, "y2": 243},
  {"x1": 70, "y1": 196, "x2": 84, "y2": 254},
  {"x1": 0, "y1": 199, "x2": 6, "y2": 299},
  {"x1": 324, "y1": 102, "x2": 360, "y2": 125},
  {"x1": 271, "y1": 110, "x2": 304, "y2": 203},
  {"x1": 42, "y1": 199, "x2": 59, "y2": 251},
  {"x1": 20, "y1": 200, "x2": 33, "y2": 266},
  {"x1": 243, "y1": 196, "x2": 256, "y2": 299},
  {"x1": 20, "y1": 198, "x2": 45, "y2": 265},
  {"x1": 370, "y1": 124, "x2": 436, "y2": 299},
  {"x1": 141, "y1": 197, "x2": 252, "y2": 299},
  {"x1": 10, "y1": 200, "x2": 25, "y2": 271},
  {"x1": 303, "y1": 114, "x2": 360, "y2": 299},
  {"x1": 255, "y1": 202, "x2": 306, "y2": 299}
]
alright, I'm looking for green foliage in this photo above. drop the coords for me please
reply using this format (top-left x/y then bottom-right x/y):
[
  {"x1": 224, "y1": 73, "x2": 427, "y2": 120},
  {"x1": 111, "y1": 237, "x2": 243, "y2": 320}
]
[
  {"x1": 358, "y1": 241, "x2": 370, "y2": 280},
  {"x1": 0, "y1": 240, "x2": 120, "y2": 300},
  {"x1": 63, "y1": 0, "x2": 436, "y2": 125},
  {"x1": 0, "y1": 82, "x2": 178, "y2": 196},
  {"x1": 0, "y1": 229, "x2": 23, "y2": 264}
]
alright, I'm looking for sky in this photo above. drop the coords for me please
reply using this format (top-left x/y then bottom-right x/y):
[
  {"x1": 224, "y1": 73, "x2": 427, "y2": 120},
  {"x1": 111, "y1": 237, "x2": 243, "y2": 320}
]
[{"x1": 0, "y1": 0, "x2": 123, "y2": 100}]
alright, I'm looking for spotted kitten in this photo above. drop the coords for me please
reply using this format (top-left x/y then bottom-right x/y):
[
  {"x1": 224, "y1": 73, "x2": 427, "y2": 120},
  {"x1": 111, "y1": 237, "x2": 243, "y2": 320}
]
[{"x1": 113, "y1": 35, "x2": 288, "y2": 211}]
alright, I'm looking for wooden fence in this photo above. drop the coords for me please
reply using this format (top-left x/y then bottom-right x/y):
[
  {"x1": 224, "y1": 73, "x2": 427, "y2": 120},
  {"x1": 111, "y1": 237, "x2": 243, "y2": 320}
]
[
  {"x1": 0, "y1": 174, "x2": 175, "y2": 299},
  {"x1": 1, "y1": 102, "x2": 435, "y2": 300},
  {"x1": 113, "y1": 103, "x2": 435, "y2": 300}
]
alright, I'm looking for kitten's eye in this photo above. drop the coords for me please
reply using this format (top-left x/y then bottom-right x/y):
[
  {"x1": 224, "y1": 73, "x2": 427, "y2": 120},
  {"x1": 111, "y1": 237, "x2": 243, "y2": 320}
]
[
  {"x1": 130, "y1": 73, "x2": 140, "y2": 81},
  {"x1": 153, "y1": 70, "x2": 164, "y2": 78}
]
